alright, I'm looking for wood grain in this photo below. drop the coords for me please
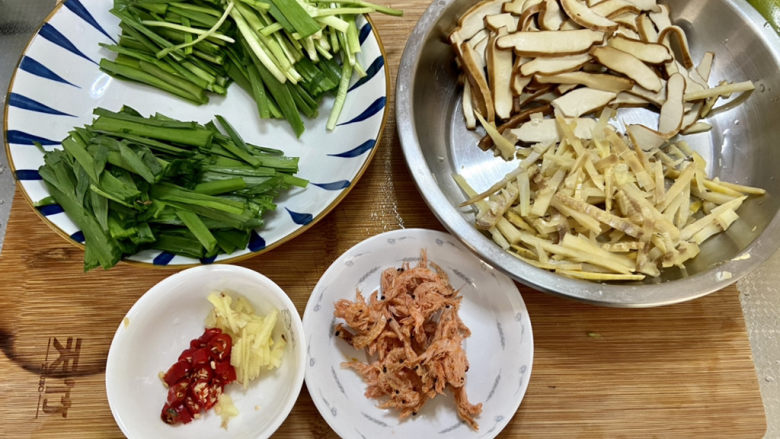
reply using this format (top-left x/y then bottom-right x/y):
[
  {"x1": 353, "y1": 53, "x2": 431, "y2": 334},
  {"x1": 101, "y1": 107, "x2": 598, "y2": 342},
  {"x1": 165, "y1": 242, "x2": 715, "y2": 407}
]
[{"x1": 0, "y1": 2, "x2": 767, "y2": 437}]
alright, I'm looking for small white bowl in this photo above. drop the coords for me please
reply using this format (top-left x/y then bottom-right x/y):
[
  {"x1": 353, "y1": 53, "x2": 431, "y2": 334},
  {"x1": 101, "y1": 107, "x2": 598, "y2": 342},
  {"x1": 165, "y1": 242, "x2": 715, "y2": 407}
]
[{"x1": 106, "y1": 264, "x2": 305, "y2": 439}]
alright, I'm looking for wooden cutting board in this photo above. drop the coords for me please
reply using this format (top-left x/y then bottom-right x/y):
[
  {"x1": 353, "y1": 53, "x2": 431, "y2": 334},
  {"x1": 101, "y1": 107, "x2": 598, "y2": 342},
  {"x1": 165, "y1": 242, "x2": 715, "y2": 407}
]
[{"x1": 0, "y1": 2, "x2": 767, "y2": 437}]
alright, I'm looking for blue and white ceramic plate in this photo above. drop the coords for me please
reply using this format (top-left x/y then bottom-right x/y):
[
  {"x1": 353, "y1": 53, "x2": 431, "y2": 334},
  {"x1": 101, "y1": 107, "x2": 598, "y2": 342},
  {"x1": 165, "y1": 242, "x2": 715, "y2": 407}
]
[
  {"x1": 303, "y1": 228, "x2": 533, "y2": 439},
  {"x1": 4, "y1": 0, "x2": 388, "y2": 266}
]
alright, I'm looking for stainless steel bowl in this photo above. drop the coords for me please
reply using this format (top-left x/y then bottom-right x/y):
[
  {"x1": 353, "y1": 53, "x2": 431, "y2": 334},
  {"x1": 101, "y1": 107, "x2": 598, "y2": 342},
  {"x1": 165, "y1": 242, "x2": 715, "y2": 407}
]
[{"x1": 396, "y1": 0, "x2": 780, "y2": 306}]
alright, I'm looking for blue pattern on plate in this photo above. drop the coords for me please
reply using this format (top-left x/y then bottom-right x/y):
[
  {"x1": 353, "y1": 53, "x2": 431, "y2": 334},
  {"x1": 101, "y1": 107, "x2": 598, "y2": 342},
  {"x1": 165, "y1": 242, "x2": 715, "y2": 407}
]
[
  {"x1": 38, "y1": 23, "x2": 98, "y2": 65},
  {"x1": 19, "y1": 56, "x2": 79, "y2": 87},
  {"x1": 14, "y1": 169, "x2": 42, "y2": 180},
  {"x1": 153, "y1": 252, "x2": 175, "y2": 265},
  {"x1": 37, "y1": 204, "x2": 64, "y2": 216},
  {"x1": 70, "y1": 230, "x2": 85, "y2": 243},
  {"x1": 6, "y1": 130, "x2": 60, "y2": 146},
  {"x1": 439, "y1": 421, "x2": 464, "y2": 434},
  {"x1": 337, "y1": 96, "x2": 386, "y2": 126},
  {"x1": 486, "y1": 372, "x2": 501, "y2": 401},
  {"x1": 327, "y1": 139, "x2": 375, "y2": 158},
  {"x1": 9, "y1": 93, "x2": 76, "y2": 117},
  {"x1": 248, "y1": 231, "x2": 266, "y2": 251},
  {"x1": 313, "y1": 180, "x2": 351, "y2": 190},
  {"x1": 348, "y1": 56, "x2": 384, "y2": 92},
  {"x1": 286, "y1": 208, "x2": 313, "y2": 225},
  {"x1": 64, "y1": 0, "x2": 117, "y2": 43},
  {"x1": 361, "y1": 412, "x2": 389, "y2": 427},
  {"x1": 358, "y1": 22, "x2": 371, "y2": 45},
  {"x1": 200, "y1": 255, "x2": 217, "y2": 264}
]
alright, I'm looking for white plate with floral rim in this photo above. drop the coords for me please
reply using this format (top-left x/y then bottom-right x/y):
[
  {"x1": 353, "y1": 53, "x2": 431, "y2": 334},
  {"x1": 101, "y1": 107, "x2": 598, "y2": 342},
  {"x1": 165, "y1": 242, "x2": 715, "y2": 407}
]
[
  {"x1": 4, "y1": 0, "x2": 388, "y2": 266},
  {"x1": 302, "y1": 228, "x2": 533, "y2": 438}
]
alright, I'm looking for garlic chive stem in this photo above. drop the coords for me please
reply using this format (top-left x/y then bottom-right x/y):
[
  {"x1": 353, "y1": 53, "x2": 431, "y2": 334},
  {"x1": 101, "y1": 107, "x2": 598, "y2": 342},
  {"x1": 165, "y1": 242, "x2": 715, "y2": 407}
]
[
  {"x1": 260, "y1": 22, "x2": 283, "y2": 36},
  {"x1": 156, "y1": 2, "x2": 235, "y2": 59},
  {"x1": 140, "y1": 20, "x2": 235, "y2": 43},
  {"x1": 316, "y1": 15, "x2": 349, "y2": 32},
  {"x1": 230, "y1": 7, "x2": 288, "y2": 83},
  {"x1": 327, "y1": 57, "x2": 353, "y2": 130},
  {"x1": 315, "y1": 7, "x2": 373, "y2": 16}
]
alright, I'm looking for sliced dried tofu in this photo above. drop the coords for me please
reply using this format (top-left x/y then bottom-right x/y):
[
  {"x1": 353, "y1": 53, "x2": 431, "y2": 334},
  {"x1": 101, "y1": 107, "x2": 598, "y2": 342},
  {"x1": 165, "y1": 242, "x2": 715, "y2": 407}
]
[
  {"x1": 540, "y1": 0, "x2": 566, "y2": 30},
  {"x1": 623, "y1": 0, "x2": 660, "y2": 12},
  {"x1": 590, "y1": 46, "x2": 663, "y2": 92},
  {"x1": 657, "y1": 25, "x2": 694, "y2": 69},
  {"x1": 485, "y1": 12, "x2": 520, "y2": 32},
  {"x1": 460, "y1": 42, "x2": 496, "y2": 122},
  {"x1": 611, "y1": 12, "x2": 639, "y2": 30},
  {"x1": 607, "y1": 35, "x2": 672, "y2": 64},
  {"x1": 462, "y1": 80, "x2": 477, "y2": 129},
  {"x1": 511, "y1": 117, "x2": 597, "y2": 143},
  {"x1": 559, "y1": 0, "x2": 619, "y2": 32},
  {"x1": 626, "y1": 82, "x2": 666, "y2": 107},
  {"x1": 516, "y1": 86, "x2": 556, "y2": 110},
  {"x1": 517, "y1": 0, "x2": 546, "y2": 29},
  {"x1": 487, "y1": 27, "x2": 515, "y2": 119},
  {"x1": 681, "y1": 121, "x2": 711, "y2": 134},
  {"x1": 614, "y1": 26, "x2": 641, "y2": 39},
  {"x1": 519, "y1": 53, "x2": 591, "y2": 75},
  {"x1": 450, "y1": 0, "x2": 508, "y2": 45},
  {"x1": 472, "y1": 34, "x2": 490, "y2": 69},
  {"x1": 613, "y1": 91, "x2": 650, "y2": 107},
  {"x1": 590, "y1": 0, "x2": 639, "y2": 18},
  {"x1": 626, "y1": 123, "x2": 670, "y2": 152},
  {"x1": 679, "y1": 101, "x2": 703, "y2": 132},
  {"x1": 648, "y1": 3, "x2": 672, "y2": 33},
  {"x1": 501, "y1": 0, "x2": 525, "y2": 14},
  {"x1": 551, "y1": 87, "x2": 617, "y2": 117},
  {"x1": 636, "y1": 13, "x2": 658, "y2": 42},
  {"x1": 536, "y1": 70, "x2": 633, "y2": 92},
  {"x1": 560, "y1": 18, "x2": 583, "y2": 30},
  {"x1": 503, "y1": 0, "x2": 541, "y2": 15},
  {"x1": 497, "y1": 29, "x2": 605, "y2": 55},
  {"x1": 512, "y1": 73, "x2": 532, "y2": 95},
  {"x1": 467, "y1": 28, "x2": 490, "y2": 49},
  {"x1": 558, "y1": 83, "x2": 579, "y2": 94},
  {"x1": 657, "y1": 72, "x2": 685, "y2": 135}
]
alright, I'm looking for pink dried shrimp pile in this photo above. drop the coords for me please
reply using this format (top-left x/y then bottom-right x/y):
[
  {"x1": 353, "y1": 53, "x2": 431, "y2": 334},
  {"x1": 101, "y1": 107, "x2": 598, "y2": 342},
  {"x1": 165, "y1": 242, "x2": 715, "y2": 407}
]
[{"x1": 333, "y1": 250, "x2": 482, "y2": 430}]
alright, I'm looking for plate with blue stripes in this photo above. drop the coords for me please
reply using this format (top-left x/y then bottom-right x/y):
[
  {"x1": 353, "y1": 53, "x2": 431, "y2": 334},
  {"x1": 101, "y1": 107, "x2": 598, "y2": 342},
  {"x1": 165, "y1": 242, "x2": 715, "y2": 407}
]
[{"x1": 3, "y1": 0, "x2": 388, "y2": 267}]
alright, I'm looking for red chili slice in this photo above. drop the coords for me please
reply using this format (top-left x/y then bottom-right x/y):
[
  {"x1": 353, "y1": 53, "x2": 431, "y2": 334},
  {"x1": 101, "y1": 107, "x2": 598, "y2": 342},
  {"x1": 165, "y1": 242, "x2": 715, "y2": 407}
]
[
  {"x1": 192, "y1": 365, "x2": 213, "y2": 382},
  {"x1": 214, "y1": 360, "x2": 236, "y2": 383},
  {"x1": 160, "y1": 328, "x2": 236, "y2": 426},
  {"x1": 163, "y1": 360, "x2": 190, "y2": 387},
  {"x1": 190, "y1": 379, "x2": 210, "y2": 407},
  {"x1": 200, "y1": 328, "x2": 222, "y2": 342},
  {"x1": 208, "y1": 333, "x2": 232, "y2": 361},
  {"x1": 166, "y1": 380, "x2": 189, "y2": 405},
  {"x1": 190, "y1": 348, "x2": 210, "y2": 366},
  {"x1": 161, "y1": 402, "x2": 193, "y2": 425},
  {"x1": 205, "y1": 385, "x2": 222, "y2": 410},
  {"x1": 183, "y1": 396, "x2": 200, "y2": 420},
  {"x1": 178, "y1": 348, "x2": 193, "y2": 363}
]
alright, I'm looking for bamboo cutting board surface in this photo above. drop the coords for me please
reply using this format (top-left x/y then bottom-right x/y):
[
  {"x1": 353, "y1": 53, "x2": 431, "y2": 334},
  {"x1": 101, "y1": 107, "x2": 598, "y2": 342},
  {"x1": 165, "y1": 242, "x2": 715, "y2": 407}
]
[{"x1": 0, "y1": 2, "x2": 768, "y2": 437}]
